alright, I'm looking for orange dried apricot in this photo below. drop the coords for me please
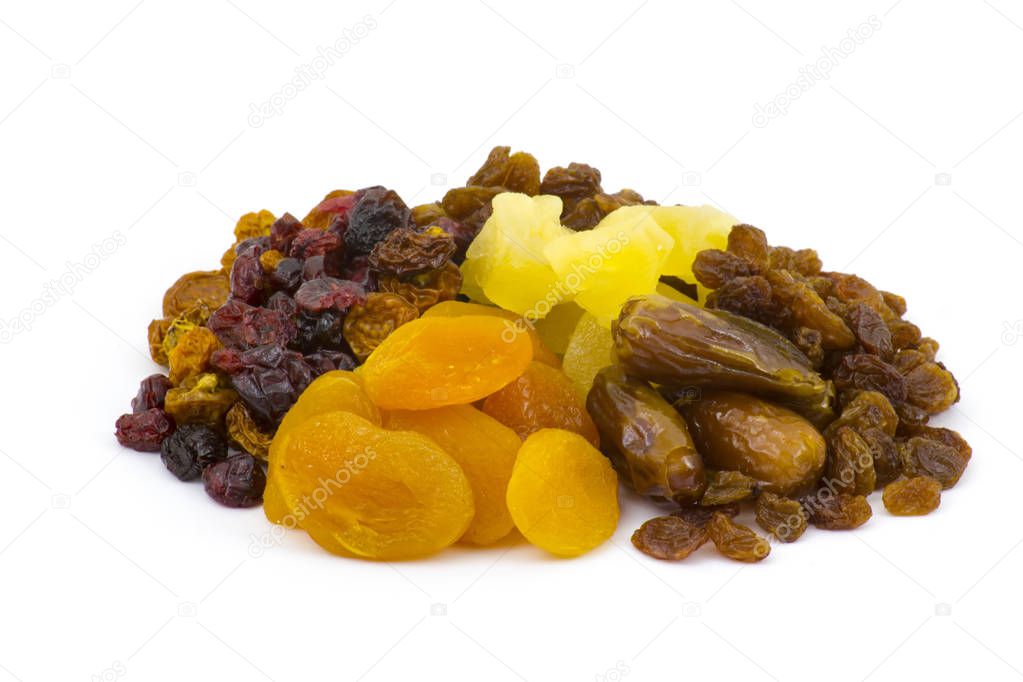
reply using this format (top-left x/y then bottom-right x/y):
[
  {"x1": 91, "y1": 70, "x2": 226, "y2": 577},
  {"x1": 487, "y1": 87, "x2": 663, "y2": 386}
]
[
  {"x1": 422, "y1": 300, "x2": 560, "y2": 367},
  {"x1": 482, "y1": 361, "x2": 599, "y2": 446},
  {"x1": 358, "y1": 316, "x2": 532, "y2": 410},
  {"x1": 269, "y1": 411, "x2": 474, "y2": 559},
  {"x1": 276, "y1": 370, "x2": 381, "y2": 438},
  {"x1": 506, "y1": 429, "x2": 619, "y2": 557},
  {"x1": 383, "y1": 404, "x2": 519, "y2": 545}
]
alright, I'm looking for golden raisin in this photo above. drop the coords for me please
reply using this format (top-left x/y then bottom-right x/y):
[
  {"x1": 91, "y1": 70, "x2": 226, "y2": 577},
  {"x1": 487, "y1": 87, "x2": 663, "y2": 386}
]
[
  {"x1": 167, "y1": 326, "x2": 220, "y2": 386},
  {"x1": 707, "y1": 512, "x2": 771, "y2": 562},
  {"x1": 342, "y1": 292, "x2": 419, "y2": 362},
  {"x1": 882, "y1": 476, "x2": 941, "y2": 516},
  {"x1": 162, "y1": 270, "x2": 230, "y2": 318}
]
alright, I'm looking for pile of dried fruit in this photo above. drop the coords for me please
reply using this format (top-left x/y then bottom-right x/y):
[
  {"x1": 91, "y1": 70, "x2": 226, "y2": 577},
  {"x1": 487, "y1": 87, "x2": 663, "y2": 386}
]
[{"x1": 114, "y1": 146, "x2": 969, "y2": 562}]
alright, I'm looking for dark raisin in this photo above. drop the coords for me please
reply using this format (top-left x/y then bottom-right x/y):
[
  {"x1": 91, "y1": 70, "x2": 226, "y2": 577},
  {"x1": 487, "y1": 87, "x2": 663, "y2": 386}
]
[
  {"x1": 755, "y1": 492, "x2": 807, "y2": 543},
  {"x1": 882, "y1": 476, "x2": 941, "y2": 516},
  {"x1": 229, "y1": 246, "x2": 265, "y2": 305},
  {"x1": 269, "y1": 213, "x2": 303, "y2": 252},
  {"x1": 344, "y1": 186, "x2": 411, "y2": 256},
  {"x1": 202, "y1": 453, "x2": 266, "y2": 507},
  {"x1": 115, "y1": 409, "x2": 175, "y2": 452},
  {"x1": 269, "y1": 257, "x2": 303, "y2": 292},
  {"x1": 707, "y1": 512, "x2": 771, "y2": 562},
  {"x1": 265, "y1": 291, "x2": 297, "y2": 318},
  {"x1": 631, "y1": 516, "x2": 708, "y2": 560},
  {"x1": 160, "y1": 424, "x2": 227, "y2": 481},
  {"x1": 131, "y1": 374, "x2": 172, "y2": 413},
  {"x1": 368, "y1": 227, "x2": 456, "y2": 277},
  {"x1": 291, "y1": 310, "x2": 345, "y2": 353},
  {"x1": 207, "y1": 299, "x2": 296, "y2": 350}
]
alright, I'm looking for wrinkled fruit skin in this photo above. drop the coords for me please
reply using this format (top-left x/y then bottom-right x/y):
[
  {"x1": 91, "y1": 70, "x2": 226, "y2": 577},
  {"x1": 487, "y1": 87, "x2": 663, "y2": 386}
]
[
  {"x1": 358, "y1": 316, "x2": 532, "y2": 410},
  {"x1": 203, "y1": 454, "x2": 266, "y2": 507},
  {"x1": 802, "y1": 492, "x2": 872, "y2": 530},
  {"x1": 899, "y1": 437, "x2": 968, "y2": 489},
  {"x1": 700, "y1": 469, "x2": 759, "y2": 505},
  {"x1": 682, "y1": 391, "x2": 826, "y2": 497},
  {"x1": 268, "y1": 411, "x2": 474, "y2": 560},
  {"x1": 131, "y1": 374, "x2": 171, "y2": 413},
  {"x1": 162, "y1": 270, "x2": 230, "y2": 318},
  {"x1": 707, "y1": 512, "x2": 771, "y2": 562},
  {"x1": 115, "y1": 409, "x2": 175, "y2": 452},
  {"x1": 506, "y1": 429, "x2": 619, "y2": 557},
  {"x1": 482, "y1": 361, "x2": 599, "y2": 446},
  {"x1": 344, "y1": 186, "x2": 412, "y2": 256},
  {"x1": 631, "y1": 516, "x2": 708, "y2": 560},
  {"x1": 755, "y1": 492, "x2": 808, "y2": 543},
  {"x1": 587, "y1": 367, "x2": 706, "y2": 505},
  {"x1": 383, "y1": 405, "x2": 519, "y2": 545},
  {"x1": 882, "y1": 476, "x2": 941, "y2": 516},
  {"x1": 160, "y1": 424, "x2": 228, "y2": 481},
  {"x1": 614, "y1": 295, "x2": 832, "y2": 426}
]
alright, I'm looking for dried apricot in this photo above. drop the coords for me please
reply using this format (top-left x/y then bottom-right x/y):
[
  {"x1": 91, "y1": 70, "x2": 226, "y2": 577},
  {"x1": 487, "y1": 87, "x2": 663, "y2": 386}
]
[
  {"x1": 275, "y1": 370, "x2": 381, "y2": 439},
  {"x1": 506, "y1": 429, "x2": 618, "y2": 557},
  {"x1": 269, "y1": 411, "x2": 474, "y2": 559},
  {"x1": 482, "y1": 361, "x2": 599, "y2": 446},
  {"x1": 383, "y1": 405, "x2": 519, "y2": 545},
  {"x1": 422, "y1": 300, "x2": 559, "y2": 367},
  {"x1": 358, "y1": 316, "x2": 532, "y2": 410}
]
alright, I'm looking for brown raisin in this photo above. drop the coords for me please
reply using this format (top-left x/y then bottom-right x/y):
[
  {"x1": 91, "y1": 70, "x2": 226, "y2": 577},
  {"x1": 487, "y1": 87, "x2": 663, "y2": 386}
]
[
  {"x1": 466, "y1": 146, "x2": 540, "y2": 195},
  {"x1": 861, "y1": 427, "x2": 902, "y2": 488},
  {"x1": 540, "y1": 162, "x2": 603, "y2": 213},
  {"x1": 377, "y1": 261, "x2": 462, "y2": 314},
  {"x1": 882, "y1": 476, "x2": 941, "y2": 516},
  {"x1": 825, "y1": 426, "x2": 876, "y2": 495},
  {"x1": 700, "y1": 470, "x2": 759, "y2": 506},
  {"x1": 692, "y1": 249, "x2": 756, "y2": 288},
  {"x1": 707, "y1": 512, "x2": 771, "y2": 562},
  {"x1": 899, "y1": 437, "x2": 968, "y2": 489},
  {"x1": 887, "y1": 319, "x2": 922, "y2": 351},
  {"x1": 803, "y1": 492, "x2": 872, "y2": 530},
  {"x1": 727, "y1": 224, "x2": 770, "y2": 270},
  {"x1": 631, "y1": 516, "x2": 708, "y2": 560},
  {"x1": 673, "y1": 502, "x2": 741, "y2": 527},
  {"x1": 904, "y1": 362, "x2": 959, "y2": 414},
  {"x1": 368, "y1": 227, "x2": 456, "y2": 277},
  {"x1": 846, "y1": 303, "x2": 893, "y2": 359},
  {"x1": 755, "y1": 492, "x2": 808, "y2": 543},
  {"x1": 832, "y1": 354, "x2": 908, "y2": 404}
]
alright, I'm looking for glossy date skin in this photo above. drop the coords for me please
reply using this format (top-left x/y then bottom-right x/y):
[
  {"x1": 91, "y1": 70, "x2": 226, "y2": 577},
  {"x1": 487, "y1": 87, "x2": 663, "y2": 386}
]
[
  {"x1": 681, "y1": 391, "x2": 826, "y2": 497},
  {"x1": 587, "y1": 367, "x2": 706, "y2": 505},
  {"x1": 612, "y1": 295, "x2": 833, "y2": 427}
]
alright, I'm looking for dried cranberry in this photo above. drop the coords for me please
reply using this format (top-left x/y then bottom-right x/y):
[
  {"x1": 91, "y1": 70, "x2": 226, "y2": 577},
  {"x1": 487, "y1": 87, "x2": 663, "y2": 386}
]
[
  {"x1": 270, "y1": 257, "x2": 303, "y2": 292},
  {"x1": 269, "y1": 213, "x2": 303, "y2": 252},
  {"x1": 265, "y1": 291, "x2": 298, "y2": 318},
  {"x1": 115, "y1": 409, "x2": 175, "y2": 452},
  {"x1": 294, "y1": 278, "x2": 366, "y2": 315},
  {"x1": 160, "y1": 424, "x2": 227, "y2": 481},
  {"x1": 304, "y1": 349, "x2": 356, "y2": 374},
  {"x1": 208, "y1": 299, "x2": 296, "y2": 349},
  {"x1": 344, "y1": 186, "x2": 411, "y2": 255},
  {"x1": 131, "y1": 374, "x2": 172, "y2": 413},
  {"x1": 289, "y1": 229, "x2": 342, "y2": 259},
  {"x1": 202, "y1": 454, "x2": 266, "y2": 508},
  {"x1": 230, "y1": 247, "x2": 265, "y2": 305}
]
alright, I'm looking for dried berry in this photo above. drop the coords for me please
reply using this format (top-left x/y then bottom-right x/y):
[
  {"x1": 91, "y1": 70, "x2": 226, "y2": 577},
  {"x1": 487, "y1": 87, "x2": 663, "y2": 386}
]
[
  {"x1": 832, "y1": 354, "x2": 907, "y2": 404},
  {"x1": 229, "y1": 247, "x2": 266, "y2": 305},
  {"x1": 803, "y1": 492, "x2": 872, "y2": 530},
  {"x1": 294, "y1": 277, "x2": 366, "y2": 315},
  {"x1": 882, "y1": 476, "x2": 941, "y2": 516},
  {"x1": 162, "y1": 270, "x2": 230, "y2": 318},
  {"x1": 378, "y1": 262, "x2": 462, "y2": 314},
  {"x1": 291, "y1": 311, "x2": 345, "y2": 353},
  {"x1": 899, "y1": 437, "x2": 968, "y2": 489},
  {"x1": 700, "y1": 470, "x2": 759, "y2": 506},
  {"x1": 344, "y1": 186, "x2": 411, "y2": 256},
  {"x1": 861, "y1": 427, "x2": 902, "y2": 488},
  {"x1": 160, "y1": 424, "x2": 227, "y2": 481},
  {"x1": 167, "y1": 326, "x2": 221, "y2": 386},
  {"x1": 466, "y1": 146, "x2": 541, "y2": 195},
  {"x1": 825, "y1": 426, "x2": 876, "y2": 495},
  {"x1": 115, "y1": 409, "x2": 175, "y2": 452},
  {"x1": 672, "y1": 503, "x2": 740, "y2": 527},
  {"x1": 342, "y1": 292, "x2": 419, "y2": 362},
  {"x1": 755, "y1": 492, "x2": 807, "y2": 543},
  {"x1": 207, "y1": 299, "x2": 296, "y2": 350},
  {"x1": 540, "y1": 162, "x2": 602, "y2": 213},
  {"x1": 163, "y1": 373, "x2": 238, "y2": 426},
  {"x1": 707, "y1": 512, "x2": 771, "y2": 562},
  {"x1": 846, "y1": 303, "x2": 893, "y2": 359},
  {"x1": 631, "y1": 516, "x2": 708, "y2": 560},
  {"x1": 903, "y1": 361, "x2": 959, "y2": 414},
  {"x1": 289, "y1": 228, "x2": 342, "y2": 260},
  {"x1": 368, "y1": 227, "x2": 456, "y2": 277},
  {"x1": 727, "y1": 224, "x2": 771, "y2": 270},
  {"x1": 131, "y1": 374, "x2": 171, "y2": 414},
  {"x1": 692, "y1": 249, "x2": 756, "y2": 289},
  {"x1": 224, "y1": 345, "x2": 318, "y2": 425},
  {"x1": 225, "y1": 402, "x2": 273, "y2": 460},
  {"x1": 203, "y1": 454, "x2": 266, "y2": 507}
]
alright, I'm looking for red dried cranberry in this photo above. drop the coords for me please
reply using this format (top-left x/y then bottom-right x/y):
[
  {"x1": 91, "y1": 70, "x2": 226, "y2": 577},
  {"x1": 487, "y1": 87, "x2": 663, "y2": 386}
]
[
  {"x1": 269, "y1": 213, "x2": 303, "y2": 252},
  {"x1": 289, "y1": 229, "x2": 341, "y2": 259},
  {"x1": 160, "y1": 424, "x2": 228, "y2": 481},
  {"x1": 230, "y1": 246, "x2": 265, "y2": 305},
  {"x1": 131, "y1": 374, "x2": 172, "y2": 413},
  {"x1": 115, "y1": 409, "x2": 175, "y2": 452},
  {"x1": 294, "y1": 278, "x2": 366, "y2": 315},
  {"x1": 208, "y1": 299, "x2": 296, "y2": 349},
  {"x1": 203, "y1": 454, "x2": 266, "y2": 508},
  {"x1": 317, "y1": 194, "x2": 357, "y2": 234},
  {"x1": 265, "y1": 291, "x2": 298, "y2": 318},
  {"x1": 344, "y1": 186, "x2": 411, "y2": 255}
]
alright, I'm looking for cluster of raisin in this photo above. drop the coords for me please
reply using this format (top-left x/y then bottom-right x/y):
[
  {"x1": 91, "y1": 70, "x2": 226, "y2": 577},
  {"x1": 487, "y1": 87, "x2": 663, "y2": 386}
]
[{"x1": 114, "y1": 178, "x2": 481, "y2": 506}]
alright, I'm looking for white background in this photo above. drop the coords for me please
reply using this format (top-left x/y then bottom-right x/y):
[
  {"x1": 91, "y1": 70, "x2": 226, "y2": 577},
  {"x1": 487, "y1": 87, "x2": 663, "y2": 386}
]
[{"x1": 1, "y1": 1, "x2": 1021, "y2": 680}]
